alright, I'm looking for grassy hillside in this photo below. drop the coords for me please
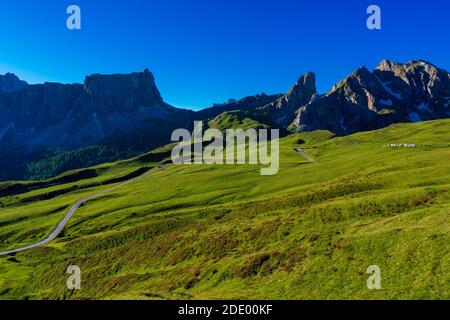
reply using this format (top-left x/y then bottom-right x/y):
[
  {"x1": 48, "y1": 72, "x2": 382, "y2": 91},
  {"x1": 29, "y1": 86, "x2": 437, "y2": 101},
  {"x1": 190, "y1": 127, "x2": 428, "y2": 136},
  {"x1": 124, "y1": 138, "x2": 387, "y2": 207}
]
[
  {"x1": 207, "y1": 110, "x2": 271, "y2": 130},
  {"x1": 0, "y1": 120, "x2": 449, "y2": 300}
]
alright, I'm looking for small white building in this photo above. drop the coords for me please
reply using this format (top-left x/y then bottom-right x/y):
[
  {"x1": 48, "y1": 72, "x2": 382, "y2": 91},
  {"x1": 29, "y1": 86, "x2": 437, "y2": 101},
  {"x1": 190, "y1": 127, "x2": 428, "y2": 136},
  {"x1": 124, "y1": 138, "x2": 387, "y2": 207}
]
[{"x1": 387, "y1": 144, "x2": 417, "y2": 148}]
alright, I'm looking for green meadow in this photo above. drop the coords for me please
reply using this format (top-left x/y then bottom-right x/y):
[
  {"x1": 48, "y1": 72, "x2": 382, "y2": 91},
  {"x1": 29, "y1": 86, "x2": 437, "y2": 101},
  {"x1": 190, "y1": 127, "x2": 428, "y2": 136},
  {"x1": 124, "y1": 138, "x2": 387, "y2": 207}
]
[{"x1": 0, "y1": 120, "x2": 449, "y2": 299}]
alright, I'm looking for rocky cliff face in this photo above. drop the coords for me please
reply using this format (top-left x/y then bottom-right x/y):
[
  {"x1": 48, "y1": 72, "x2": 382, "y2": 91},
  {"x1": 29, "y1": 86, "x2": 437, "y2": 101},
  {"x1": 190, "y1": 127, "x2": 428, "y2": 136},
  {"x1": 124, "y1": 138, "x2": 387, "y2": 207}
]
[
  {"x1": 83, "y1": 69, "x2": 164, "y2": 115},
  {"x1": 0, "y1": 83, "x2": 85, "y2": 131},
  {"x1": 373, "y1": 60, "x2": 450, "y2": 119},
  {"x1": 0, "y1": 73, "x2": 28, "y2": 93},
  {"x1": 291, "y1": 60, "x2": 450, "y2": 135},
  {"x1": 0, "y1": 69, "x2": 193, "y2": 154},
  {"x1": 259, "y1": 72, "x2": 317, "y2": 127}
]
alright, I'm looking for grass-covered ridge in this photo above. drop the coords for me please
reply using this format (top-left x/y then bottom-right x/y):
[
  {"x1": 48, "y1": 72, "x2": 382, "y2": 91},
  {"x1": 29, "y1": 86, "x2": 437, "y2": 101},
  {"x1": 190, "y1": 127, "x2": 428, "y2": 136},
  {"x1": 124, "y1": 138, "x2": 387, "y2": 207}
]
[
  {"x1": 0, "y1": 120, "x2": 449, "y2": 300},
  {"x1": 207, "y1": 110, "x2": 271, "y2": 130}
]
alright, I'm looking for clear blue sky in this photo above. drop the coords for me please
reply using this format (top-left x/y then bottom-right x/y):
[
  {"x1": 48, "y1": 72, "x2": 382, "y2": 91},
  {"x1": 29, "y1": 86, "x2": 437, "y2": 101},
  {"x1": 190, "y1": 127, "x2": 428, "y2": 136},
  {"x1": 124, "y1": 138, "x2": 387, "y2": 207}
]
[{"x1": 0, "y1": 0, "x2": 448, "y2": 110}]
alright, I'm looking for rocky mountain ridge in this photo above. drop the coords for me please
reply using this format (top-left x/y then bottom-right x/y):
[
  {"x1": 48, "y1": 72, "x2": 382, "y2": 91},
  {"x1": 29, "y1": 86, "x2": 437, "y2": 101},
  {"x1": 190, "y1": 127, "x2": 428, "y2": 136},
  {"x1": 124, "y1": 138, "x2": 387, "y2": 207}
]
[
  {"x1": 0, "y1": 59, "x2": 449, "y2": 181},
  {"x1": 0, "y1": 73, "x2": 28, "y2": 94},
  {"x1": 290, "y1": 60, "x2": 450, "y2": 135},
  {"x1": 0, "y1": 69, "x2": 193, "y2": 153}
]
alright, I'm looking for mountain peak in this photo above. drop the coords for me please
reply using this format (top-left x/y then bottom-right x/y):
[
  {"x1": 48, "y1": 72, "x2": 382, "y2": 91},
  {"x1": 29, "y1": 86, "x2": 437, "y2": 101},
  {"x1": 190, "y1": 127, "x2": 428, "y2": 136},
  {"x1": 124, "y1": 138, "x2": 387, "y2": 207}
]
[
  {"x1": 260, "y1": 72, "x2": 317, "y2": 127},
  {"x1": 406, "y1": 60, "x2": 438, "y2": 70},
  {"x1": 294, "y1": 59, "x2": 450, "y2": 136},
  {"x1": 0, "y1": 73, "x2": 28, "y2": 93},
  {"x1": 376, "y1": 59, "x2": 438, "y2": 73},
  {"x1": 142, "y1": 68, "x2": 156, "y2": 80},
  {"x1": 376, "y1": 59, "x2": 400, "y2": 71},
  {"x1": 286, "y1": 72, "x2": 316, "y2": 96},
  {"x1": 83, "y1": 69, "x2": 163, "y2": 113},
  {"x1": 330, "y1": 66, "x2": 374, "y2": 93},
  {"x1": 353, "y1": 65, "x2": 372, "y2": 76}
]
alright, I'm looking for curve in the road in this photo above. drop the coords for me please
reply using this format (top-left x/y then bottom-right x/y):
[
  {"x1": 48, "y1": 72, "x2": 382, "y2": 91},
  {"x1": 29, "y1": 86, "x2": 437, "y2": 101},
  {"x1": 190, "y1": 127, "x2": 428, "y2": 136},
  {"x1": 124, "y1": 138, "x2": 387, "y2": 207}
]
[
  {"x1": 1, "y1": 149, "x2": 313, "y2": 257},
  {"x1": 293, "y1": 148, "x2": 315, "y2": 163},
  {"x1": 0, "y1": 164, "x2": 170, "y2": 256}
]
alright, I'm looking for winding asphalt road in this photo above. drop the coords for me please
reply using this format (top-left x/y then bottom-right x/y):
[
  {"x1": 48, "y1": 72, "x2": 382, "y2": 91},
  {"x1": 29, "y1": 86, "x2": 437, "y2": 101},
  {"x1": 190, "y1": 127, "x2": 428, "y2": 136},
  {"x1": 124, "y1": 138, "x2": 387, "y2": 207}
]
[
  {"x1": 293, "y1": 148, "x2": 315, "y2": 163},
  {"x1": 0, "y1": 164, "x2": 170, "y2": 256},
  {"x1": 0, "y1": 149, "x2": 312, "y2": 257}
]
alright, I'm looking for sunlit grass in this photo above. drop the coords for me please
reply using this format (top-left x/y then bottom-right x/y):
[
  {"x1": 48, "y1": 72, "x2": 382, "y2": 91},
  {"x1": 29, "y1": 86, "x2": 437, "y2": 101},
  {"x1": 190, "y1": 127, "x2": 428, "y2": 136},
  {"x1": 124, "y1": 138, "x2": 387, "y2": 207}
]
[{"x1": 0, "y1": 119, "x2": 449, "y2": 299}]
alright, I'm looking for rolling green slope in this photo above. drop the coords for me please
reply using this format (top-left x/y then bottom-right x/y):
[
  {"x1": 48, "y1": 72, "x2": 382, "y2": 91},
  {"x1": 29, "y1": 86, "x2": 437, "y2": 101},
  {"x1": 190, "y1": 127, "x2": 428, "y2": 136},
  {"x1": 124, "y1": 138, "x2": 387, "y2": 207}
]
[
  {"x1": 207, "y1": 110, "x2": 271, "y2": 130},
  {"x1": 0, "y1": 120, "x2": 449, "y2": 300}
]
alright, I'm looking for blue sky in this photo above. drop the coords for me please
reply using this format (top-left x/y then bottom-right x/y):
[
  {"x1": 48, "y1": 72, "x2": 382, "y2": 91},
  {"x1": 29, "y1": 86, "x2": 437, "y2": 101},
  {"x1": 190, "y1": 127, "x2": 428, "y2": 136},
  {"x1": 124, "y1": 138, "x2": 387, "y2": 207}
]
[{"x1": 0, "y1": 0, "x2": 448, "y2": 110}]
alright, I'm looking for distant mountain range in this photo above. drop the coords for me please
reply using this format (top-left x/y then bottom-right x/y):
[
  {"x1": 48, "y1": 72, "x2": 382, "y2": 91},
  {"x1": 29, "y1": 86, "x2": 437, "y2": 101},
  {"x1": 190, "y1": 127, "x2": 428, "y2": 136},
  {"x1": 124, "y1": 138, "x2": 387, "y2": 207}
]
[
  {"x1": 291, "y1": 60, "x2": 450, "y2": 135},
  {"x1": 0, "y1": 59, "x2": 449, "y2": 181}
]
